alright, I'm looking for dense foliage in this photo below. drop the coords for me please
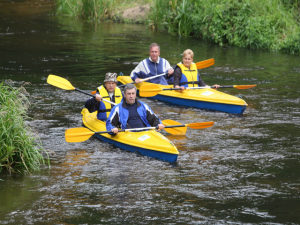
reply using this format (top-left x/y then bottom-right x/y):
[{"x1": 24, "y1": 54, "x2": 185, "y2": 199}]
[
  {"x1": 0, "y1": 82, "x2": 48, "y2": 173},
  {"x1": 54, "y1": 0, "x2": 300, "y2": 53},
  {"x1": 55, "y1": 0, "x2": 117, "y2": 20},
  {"x1": 148, "y1": 0, "x2": 300, "y2": 53}
]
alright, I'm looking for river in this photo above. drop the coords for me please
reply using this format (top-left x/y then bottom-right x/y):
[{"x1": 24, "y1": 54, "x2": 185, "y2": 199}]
[{"x1": 1, "y1": 0, "x2": 300, "y2": 224}]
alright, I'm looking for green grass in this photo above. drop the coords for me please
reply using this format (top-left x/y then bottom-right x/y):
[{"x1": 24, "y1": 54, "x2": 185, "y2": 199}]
[
  {"x1": 55, "y1": 0, "x2": 117, "y2": 20},
  {"x1": 55, "y1": 0, "x2": 151, "y2": 21},
  {"x1": 148, "y1": 0, "x2": 300, "y2": 53},
  {"x1": 0, "y1": 82, "x2": 48, "y2": 174}
]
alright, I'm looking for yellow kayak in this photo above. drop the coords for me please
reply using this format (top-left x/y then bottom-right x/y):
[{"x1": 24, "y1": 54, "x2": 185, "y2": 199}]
[
  {"x1": 118, "y1": 76, "x2": 248, "y2": 114},
  {"x1": 81, "y1": 108, "x2": 179, "y2": 162}
]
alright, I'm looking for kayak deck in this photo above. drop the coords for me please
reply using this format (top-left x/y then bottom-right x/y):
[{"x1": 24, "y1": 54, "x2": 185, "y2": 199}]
[
  {"x1": 118, "y1": 76, "x2": 248, "y2": 114},
  {"x1": 81, "y1": 108, "x2": 179, "y2": 162}
]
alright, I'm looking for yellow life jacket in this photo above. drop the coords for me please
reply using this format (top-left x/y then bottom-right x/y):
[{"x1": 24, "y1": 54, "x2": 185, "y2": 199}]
[
  {"x1": 177, "y1": 62, "x2": 198, "y2": 87},
  {"x1": 97, "y1": 85, "x2": 122, "y2": 118}
]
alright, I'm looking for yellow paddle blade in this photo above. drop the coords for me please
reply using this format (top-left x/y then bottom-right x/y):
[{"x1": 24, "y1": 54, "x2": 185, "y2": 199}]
[
  {"x1": 47, "y1": 74, "x2": 75, "y2": 90},
  {"x1": 117, "y1": 76, "x2": 129, "y2": 84},
  {"x1": 196, "y1": 58, "x2": 215, "y2": 69},
  {"x1": 162, "y1": 119, "x2": 187, "y2": 135},
  {"x1": 65, "y1": 127, "x2": 94, "y2": 142},
  {"x1": 187, "y1": 121, "x2": 214, "y2": 129},
  {"x1": 139, "y1": 84, "x2": 163, "y2": 97},
  {"x1": 233, "y1": 84, "x2": 257, "y2": 89}
]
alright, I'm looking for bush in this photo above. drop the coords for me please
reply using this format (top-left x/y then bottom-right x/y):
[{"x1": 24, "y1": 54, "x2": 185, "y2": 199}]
[
  {"x1": 0, "y1": 82, "x2": 48, "y2": 173},
  {"x1": 55, "y1": 0, "x2": 116, "y2": 20},
  {"x1": 148, "y1": 0, "x2": 300, "y2": 53}
]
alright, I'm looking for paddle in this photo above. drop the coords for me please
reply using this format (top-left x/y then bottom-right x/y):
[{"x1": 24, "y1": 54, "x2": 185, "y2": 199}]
[
  {"x1": 117, "y1": 58, "x2": 215, "y2": 87},
  {"x1": 47, "y1": 75, "x2": 116, "y2": 105},
  {"x1": 65, "y1": 121, "x2": 214, "y2": 142},
  {"x1": 162, "y1": 119, "x2": 187, "y2": 135},
  {"x1": 118, "y1": 72, "x2": 168, "y2": 87},
  {"x1": 195, "y1": 58, "x2": 215, "y2": 69},
  {"x1": 139, "y1": 83, "x2": 257, "y2": 97}
]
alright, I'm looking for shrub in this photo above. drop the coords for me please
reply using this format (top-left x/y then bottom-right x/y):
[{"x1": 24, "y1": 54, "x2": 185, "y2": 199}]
[{"x1": 0, "y1": 82, "x2": 48, "y2": 173}]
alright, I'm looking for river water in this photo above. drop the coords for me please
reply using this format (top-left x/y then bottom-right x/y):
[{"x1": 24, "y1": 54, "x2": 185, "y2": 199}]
[{"x1": 1, "y1": 0, "x2": 300, "y2": 224}]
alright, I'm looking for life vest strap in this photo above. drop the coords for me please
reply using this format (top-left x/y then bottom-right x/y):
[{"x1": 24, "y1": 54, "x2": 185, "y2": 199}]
[{"x1": 98, "y1": 109, "x2": 112, "y2": 113}]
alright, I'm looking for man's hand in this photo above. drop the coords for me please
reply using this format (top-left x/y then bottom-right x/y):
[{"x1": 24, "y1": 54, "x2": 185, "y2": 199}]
[
  {"x1": 111, "y1": 128, "x2": 119, "y2": 134},
  {"x1": 135, "y1": 78, "x2": 142, "y2": 83},
  {"x1": 157, "y1": 124, "x2": 165, "y2": 131},
  {"x1": 212, "y1": 84, "x2": 220, "y2": 89},
  {"x1": 167, "y1": 68, "x2": 174, "y2": 76},
  {"x1": 175, "y1": 85, "x2": 185, "y2": 92},
  {"x1": 95, "y1": 94, "x2": 102, "y2": 102}
]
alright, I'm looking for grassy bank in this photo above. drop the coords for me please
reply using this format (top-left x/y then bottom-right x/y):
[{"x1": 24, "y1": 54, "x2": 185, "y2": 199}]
[
  {"x1": 54, "y1": 0, "x2": 300, "y2": 54},
  {"x1": 148, "y1": 0, "x2": 300, "y2": 53},
  {"x1": 0, "y1": 82, "x2": 48, "y2": 174}
]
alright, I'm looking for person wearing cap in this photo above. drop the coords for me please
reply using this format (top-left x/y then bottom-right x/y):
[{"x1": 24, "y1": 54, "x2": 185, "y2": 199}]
[
  {"x1": 106, "y1": 83, "x2": 165, "y2": 134},
  {"x1": 85, "y1": 72, "x2": 123, "y2": 121},
  {"x1": 130, "y1": 43, "x2": 174, "y2": 85}
]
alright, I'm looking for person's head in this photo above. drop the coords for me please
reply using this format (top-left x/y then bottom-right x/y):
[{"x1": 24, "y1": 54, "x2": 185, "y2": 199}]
[
  {"x1": 104, "y1": 72, "x2": 117, "y2": 93},
  {"x1": 182, "y1": 49, "x2": 194, "y2": 67},
  {"x1": 124, "y1": 83, "x2": 137, "y2": 105},
  {"x1": 149, "y1": 43, "x2": 160, "y2": 62}
]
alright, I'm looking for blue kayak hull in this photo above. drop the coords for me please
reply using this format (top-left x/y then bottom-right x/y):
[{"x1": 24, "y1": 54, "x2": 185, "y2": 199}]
[
  {"x1": 94, "y1": 133, "x2": 178, "y2": 163},
  {"x1": 138, "y1": 91, "x2": 247, "y2": 114}
]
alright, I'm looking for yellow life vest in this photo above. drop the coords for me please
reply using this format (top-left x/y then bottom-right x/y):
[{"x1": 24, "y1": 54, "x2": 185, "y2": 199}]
[
  {"x1": 177, "y1": 62, "x2": 198, "y2": 87},
  {"x1": 97, "y1": 85, "x2": 122, "y2": 118}
]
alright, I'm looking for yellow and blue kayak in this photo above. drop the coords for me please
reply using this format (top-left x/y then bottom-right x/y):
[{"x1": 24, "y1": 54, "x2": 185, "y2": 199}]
[
  {"x1": 81, "y1": 108, "x2": 179, "y2": 162},
  {"x1": 118, "y1": 76, "x2": 248, "y2": 114}
]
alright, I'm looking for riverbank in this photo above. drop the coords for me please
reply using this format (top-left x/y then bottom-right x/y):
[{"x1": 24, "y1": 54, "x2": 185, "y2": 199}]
[
  {"x1": 55, "y1": 0, "x2": 300, "y2": 54},
  {"x1": 0, "y1": 81, "x2": 48, "y2": 173}
]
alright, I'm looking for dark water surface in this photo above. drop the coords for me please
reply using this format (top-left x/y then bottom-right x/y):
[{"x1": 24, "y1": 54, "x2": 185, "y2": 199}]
[{"x1": 1, "y1": 0, "x2": 300, "y2": 224}]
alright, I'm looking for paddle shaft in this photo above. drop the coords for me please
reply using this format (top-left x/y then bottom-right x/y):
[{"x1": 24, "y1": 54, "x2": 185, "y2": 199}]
[
  {"x1": 65, "y1": 120, "x2": 214, "y2": 142},
  {"x1": 77, "y1": 123, "x2": 210, "y2": 135},
  {"x1": 118, "y1": 59, "x2": 215, "y2": 87},
  {"x1": 157, "y1": 85, "x2": 249, "y2": 91},
  {"x1": 97, "y1": 122, "x2": 211, "y2": 134},
  {"x1": 75, "y1": 88, "x2": 116, "y2": 105},
  {"x1": 118, "y1": 72, "x2": 168, "y2": 87}
]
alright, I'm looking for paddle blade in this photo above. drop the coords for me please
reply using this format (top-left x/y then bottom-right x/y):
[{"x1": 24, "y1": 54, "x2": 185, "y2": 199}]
[
  {"x1": 117, "y1": 76, "x2": 129, "y2": 84},
  {"x1": 139, "y1": 84, "x2": 162, "y2": 97},
  {"x1": 162, "y1": 119, "x2": 187, "y2": 135},
  {"x1": 186, "y1": 121, "x2": 214, "y2": 129},
  {"x1": 233, "y1": 84, "x2": 257, "y2": 89},
  {"x1": 196, "y1": 58, "x2": 215, "y2": 69},
  {"x1": 65, "y1": 127, "x2": 94, "y2": 142},
  {"x1": 47, "y1": 75, "x2": 75, "y2": 90}
]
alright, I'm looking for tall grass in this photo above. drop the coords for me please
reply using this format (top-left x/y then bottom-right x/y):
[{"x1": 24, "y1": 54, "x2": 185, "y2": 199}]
[
  {"x1": 56, "y1": 0, "x2": 116, "y2": 20},
  {"x1": 148, "y1": 0, "x2": 300, "y2": 53},
  {"x1": 0, "y1": 82, "x2": 48, "y2": 174},
  {"x1": 147, "y1": 0, "x2": 194, "y2": 36}
]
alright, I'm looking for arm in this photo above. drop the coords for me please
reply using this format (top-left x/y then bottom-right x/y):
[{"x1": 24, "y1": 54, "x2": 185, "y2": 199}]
[
  {"x1": 198, "y1": 72, "x2": 207, "y2": 87},
  {"x1": 130, "y1": 61, "x2": 149, "y2": 83},
  {"x1": 106, "y1": 106, "x2": 121, "y2": 134},
  {"x1": 164, "y1": 59, "x2": 174, "y2": 77},
  {"x1": 144, "y1": 104, "x2": 162, "y2": 128},
  {"x1": 85, "y1": 95, "x2": 100, "y2": 113},
  {"x1": 173, "y1": 66, "x2": 182, "y2": 88}
]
